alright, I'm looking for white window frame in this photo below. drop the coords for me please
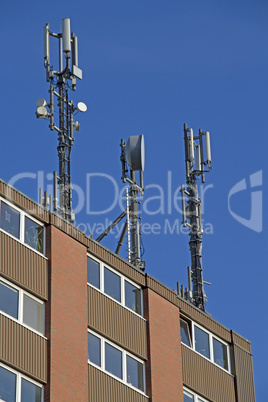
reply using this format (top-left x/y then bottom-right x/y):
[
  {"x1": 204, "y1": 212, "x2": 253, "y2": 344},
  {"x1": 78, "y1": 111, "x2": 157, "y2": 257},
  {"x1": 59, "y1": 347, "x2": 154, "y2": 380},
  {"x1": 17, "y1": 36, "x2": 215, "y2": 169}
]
[
  {"x1": 180, "y1": 317, "x2": 231, "y2": 373},
  {"x1": 87, "y1": 329, "x2": 147, "y2": 396},
  {"x1": 0, "y1": 276, "x2": 45, "y2": 337},
  {"x1": 87, "y1": 254, "x2": 144, "y2": 318},
  {"x1": 183, "y1": 387, "x2": 208, "y2": 402},
  {"x1": 0, "y1": 197, "x2": 46, "y2": 256},
  {"x1": 0, "y1": 362, "x2": 43, "y2": 402}
]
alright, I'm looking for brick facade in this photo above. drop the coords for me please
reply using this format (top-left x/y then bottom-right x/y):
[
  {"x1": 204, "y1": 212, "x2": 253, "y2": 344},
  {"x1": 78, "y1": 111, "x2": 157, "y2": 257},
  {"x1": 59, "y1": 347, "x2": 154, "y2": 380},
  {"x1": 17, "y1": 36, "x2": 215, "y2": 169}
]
[
  {"x1": 144, "y1": 288, "x2": 183, "y2": 402},
  {"x1": 45, "y1": 225, "x2": 88, "y2": 401}
]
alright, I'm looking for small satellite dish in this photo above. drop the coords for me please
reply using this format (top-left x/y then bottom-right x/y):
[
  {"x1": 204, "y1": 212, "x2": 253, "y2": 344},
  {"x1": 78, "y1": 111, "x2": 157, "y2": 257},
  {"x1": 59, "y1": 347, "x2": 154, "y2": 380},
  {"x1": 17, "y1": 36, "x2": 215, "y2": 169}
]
[
  {"x1": 77, "y1": 102, "x2": 87, "y2": 112},
  {"x1": 125, "y1": 135, "x2": 145, "y2": 171},
  {"x1": 36, "y1": 98, "x2": 47, "y2": 108},
  {"x1": 36, "y1": 106, "x2": 48, "y2": 118}
]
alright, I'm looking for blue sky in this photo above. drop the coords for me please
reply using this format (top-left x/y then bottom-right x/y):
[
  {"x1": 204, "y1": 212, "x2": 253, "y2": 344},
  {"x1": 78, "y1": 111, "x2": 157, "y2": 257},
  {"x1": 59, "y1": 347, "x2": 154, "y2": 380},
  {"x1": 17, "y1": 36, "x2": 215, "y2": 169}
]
[{"x1": 1, "y1": 0, "x2": 267, "y2": 399}]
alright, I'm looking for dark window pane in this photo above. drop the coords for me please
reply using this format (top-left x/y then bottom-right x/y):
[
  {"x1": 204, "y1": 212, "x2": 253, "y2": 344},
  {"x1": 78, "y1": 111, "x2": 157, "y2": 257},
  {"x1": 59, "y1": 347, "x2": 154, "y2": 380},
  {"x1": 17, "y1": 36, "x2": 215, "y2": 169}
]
[
  {"x1": 195, "y1": 326, "x2": 210, "y2": 359},
  {"x1": 183, "y1": 390, "x2": 194, "y2": 402},
  {"x1": 87, "y1": 257, "x2": 100, "y2": 289},
  {"x1": 125, "y1": 281, "x2": 141, "y2": 315},
  {"x1": 23, "y1": 294, "x2": 44, "y2": 334},
  {"x1": 0, "y1": 281, "x2": 18, "y2": 319},
  {"x1": 21, "y1": 378, "x2": 42, "y2": 402},
  {"x1": 104, "y1": 268, "x2": 121, "y2": 302},
  {"x1": 126, "y1": 355, "x2": 144, "y2": 392},
  {"x1": 0, "y1": 366, "x2": 16, "y2": 402},
  {"x1": 88, "y1": 332, "x2": 101, "y2": 367},
  {"x1": 180, "y1": 319, "x2": 191, "y2": 347},
  {"x1": 0, "y1": 202, "x2": 20, "y2": 239},
  {"x1": 105, "y1": 343, "x2": 122, "y2": 379},
  {"x1": 24, "y1": 217, "x2": 44, "y2": 253},
  {"x1": 213, "y1": 337, "x2": 228, "y2": 370}
]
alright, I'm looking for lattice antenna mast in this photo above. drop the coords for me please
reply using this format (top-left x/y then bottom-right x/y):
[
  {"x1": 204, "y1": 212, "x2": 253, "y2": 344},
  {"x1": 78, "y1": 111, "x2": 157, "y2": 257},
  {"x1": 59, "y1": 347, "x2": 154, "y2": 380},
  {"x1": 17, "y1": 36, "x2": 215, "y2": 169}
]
[
  {"x1": 120, "y1": 136, "x2": 145, "y2": 271},
  {"x1": 180, "y1": 123, "x2": 212, "y2": 311},
  {"x1": 36, "y1": 18, "x2": 87, "y2": 222}
]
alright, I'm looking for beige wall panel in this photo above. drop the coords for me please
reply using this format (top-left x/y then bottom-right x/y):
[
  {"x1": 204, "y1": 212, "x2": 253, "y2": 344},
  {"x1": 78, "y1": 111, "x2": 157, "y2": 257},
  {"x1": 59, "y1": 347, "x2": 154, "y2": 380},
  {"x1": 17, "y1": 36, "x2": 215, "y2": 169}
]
[
  {"x1": 88, "y1": 365, "x2": 148, "y2": 402},
  {"x1": 181, "y1": 344, "x2": 236, "y2": 402},
  {"x1": 0, "y1": 181, "x2": 49, "y2": 223},
  {"x1": 233, "y1": 344, "x2": 256, "y2": 402},
  {"x1": 0, "y1": 314, "x2": 47, "y2": 383},
  {"x1": 88, "y1": 286, "x2": 147, "y2": 359},
  {"x1": 0, "y1": 231, "x2": 48, "y2": 299},
  {"x1": 232, "y1": 331, "x2": 251, "y2": 353}
]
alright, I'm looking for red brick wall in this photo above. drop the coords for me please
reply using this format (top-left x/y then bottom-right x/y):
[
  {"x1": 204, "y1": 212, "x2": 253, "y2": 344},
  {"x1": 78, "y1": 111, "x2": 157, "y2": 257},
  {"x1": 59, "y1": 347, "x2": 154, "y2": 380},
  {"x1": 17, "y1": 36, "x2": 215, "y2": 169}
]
[
  {"x1": 144, "y1": 288, "x2": 183, "y2": 402},
  {"x1": 45, "y1": 225, "x2": 88, "y2": 401}
]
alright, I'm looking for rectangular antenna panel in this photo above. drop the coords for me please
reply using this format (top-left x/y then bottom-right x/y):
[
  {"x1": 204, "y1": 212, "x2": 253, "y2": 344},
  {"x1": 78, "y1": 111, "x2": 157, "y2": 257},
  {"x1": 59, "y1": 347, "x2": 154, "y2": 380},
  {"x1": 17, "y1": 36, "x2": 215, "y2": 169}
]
[
  {"x1": 205, "y1": 131, "x2": 211, "y2": 163},
  {"x1": 72, "y1": 34, "x2": 78, "y2": 66},
  {"x1": 189, "y1": 129, "x2": 194, "y2": 162},
  {"x1": 62, "y1": 18, "x2": 71, "y2": 52}
]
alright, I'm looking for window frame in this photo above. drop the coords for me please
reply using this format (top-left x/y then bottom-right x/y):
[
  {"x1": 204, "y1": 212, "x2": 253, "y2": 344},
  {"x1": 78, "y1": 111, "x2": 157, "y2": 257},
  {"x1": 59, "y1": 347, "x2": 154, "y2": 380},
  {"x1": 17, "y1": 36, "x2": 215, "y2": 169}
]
[
  {"x1": 87, "y1": 329, "x2": 146, "y2": 395},
  {"x1": 0, "y1": 362, "x2": 43, "y2": 402},
  {"x1": 87, "y1": 254, "x2": 144, "y2": 318},
  {"x1": 0, "y1": 277, "x2": 45, "y2": 336},
  {"x1": 180, "y1": 317, "x2": 231, "y2": 373},
  {"x1": 183, "y1": 387, "x2": 208, "y2": 402},
  {"x1": 0, "y1": 197, "x2": 45, "y2": 256}
]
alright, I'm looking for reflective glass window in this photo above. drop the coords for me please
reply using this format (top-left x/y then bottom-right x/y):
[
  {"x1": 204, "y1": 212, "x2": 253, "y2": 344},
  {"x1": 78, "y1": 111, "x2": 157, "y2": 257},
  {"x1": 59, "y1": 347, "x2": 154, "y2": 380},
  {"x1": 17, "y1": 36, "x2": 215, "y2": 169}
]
[
  {"x1": 88, "y1": 332, "x2": 101, "y2": 367},
  {"x1": 0, "y1": 201, "x2": 20, "y2": 239},
  {"x1": 183, "y1": 389, "x2": 194, "y2": 402},
  {"x1": 125, "y1": 281, "x2": 141, "y2": 315},
  {"x1": 194, "y1": 326, "x2": 210, "y2": 359},
  {"x1": 87, "y1": 257, "x2": 100, "y2": 289},
  {"x1": 23, "y1": 294, "x2": 44, "y2": 334},
  {"x1": 0, "y1": 281, "x2": 18, "y2": 319},
  {"x1": 0, "y1": 366, "x2": 16, "y2": 402},
  {"x1": 24, "y1": 217, "x2": 44, "y2": 253},
  {"x1": 104, "y1": 267, "x2": 121, "y2": 302},
  {"x1": 180, "y1": 319, "x2": 191, "y2": 347},
  {"x1": 21, "y1": 378, "x2": 42, "y2": 402},
  {"x1": 105, "y1": 342, "x2": 122, "y2": 379},
  {"x1": 213, "y1": 337, "x2": 228, "y2": 370},
  {"x1": 126, "y1": 355, "x2": 144, "y2": 391}
]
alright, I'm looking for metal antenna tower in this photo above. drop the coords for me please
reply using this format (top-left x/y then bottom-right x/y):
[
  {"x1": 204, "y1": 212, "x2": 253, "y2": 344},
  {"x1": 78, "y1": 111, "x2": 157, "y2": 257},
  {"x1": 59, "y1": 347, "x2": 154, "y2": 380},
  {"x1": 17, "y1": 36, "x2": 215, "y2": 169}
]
[
  {"x1": 96, "y1": 135, "x2": 145, "y2": 271},
  {"x1": 36, "y1": 18, "x2": 87, "y2": 222},
  {"x1": 180, "y1": 123, "x2": 212, "y2": 311}
]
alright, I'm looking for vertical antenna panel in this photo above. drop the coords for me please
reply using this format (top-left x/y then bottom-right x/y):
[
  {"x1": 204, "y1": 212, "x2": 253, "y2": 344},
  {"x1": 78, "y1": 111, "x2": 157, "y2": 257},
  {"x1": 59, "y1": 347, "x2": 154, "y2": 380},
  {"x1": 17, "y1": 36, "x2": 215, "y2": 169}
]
[
  {"x1": 205, "y1": 131, "x2": 211, "y2": 164},
  {"x1": 189, "y1": 129, "x2": 195, "y2": 163},
  {"x1": 62, "y1": 18, "x2": 71, "y2": 52},
  {"x1": 72, "y1": 34, "x2": 78, "y2": 67},
  {"x1": 196, "y1": 145, "x2": 201, "y2": 172},
  {"x1": 44, "y1": 24, "x2": 50, "y2": 60},
  {"x1": 59, "y1": 37, "x2": 63, "y2": 71}
]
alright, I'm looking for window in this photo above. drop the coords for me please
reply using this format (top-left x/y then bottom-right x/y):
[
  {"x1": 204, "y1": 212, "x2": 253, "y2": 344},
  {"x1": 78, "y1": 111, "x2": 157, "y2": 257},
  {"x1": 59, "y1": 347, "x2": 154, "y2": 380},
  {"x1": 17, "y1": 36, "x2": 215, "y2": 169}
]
[
  {"x1": 87, "y1": 255, "x2": 143, "y2": 317},
  {"x1": 125, "y1": 280, "x2": 142, "y2": 315},
  {"x1": 0, "y1": 199, "x2": 45, "y2": 255},
  {"x1": 87, "y1": 257, "x2": 100, "y2": 289},
  {"x1": 0, "y1": 364, "x2": 43, "y2": 402},
  {"x1": 213, "y1": 337, "x2": 228, "y2": 370},
  {"x1": 183, "y1": 388, "x2": 208, "y2": 402},
  {"x1": 194, "y1": 326, "x2": 210, "y2": 359},
  {"x1": 0, "y1": 278, "x2": 45, "y2": 335},
  {"x1": 24, "y1": 217, "x2": 44, "y2": 253},
  {"x1": 88, "y1": 330, "x2": 146, "y2": 393},
  {"x1": 180, "y1": 317, "x2": 230, "y2": 372},
  {"x1": 104, "y1": 267, "x2": 121, "y2": 302},
  {"x1": 0, "y1": 201, "x2": 20, "y2": 239},
  {"x1": 180, "y1": 319, "x2": 191, "y2": 347}
]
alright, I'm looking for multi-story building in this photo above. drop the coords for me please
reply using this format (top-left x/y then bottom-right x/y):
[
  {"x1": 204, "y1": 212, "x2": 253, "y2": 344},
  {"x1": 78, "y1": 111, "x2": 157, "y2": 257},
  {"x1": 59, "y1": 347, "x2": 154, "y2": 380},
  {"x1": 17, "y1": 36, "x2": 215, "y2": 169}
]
[{"x1": 0, "y1": 178, "x2": 255, "y2": 401}]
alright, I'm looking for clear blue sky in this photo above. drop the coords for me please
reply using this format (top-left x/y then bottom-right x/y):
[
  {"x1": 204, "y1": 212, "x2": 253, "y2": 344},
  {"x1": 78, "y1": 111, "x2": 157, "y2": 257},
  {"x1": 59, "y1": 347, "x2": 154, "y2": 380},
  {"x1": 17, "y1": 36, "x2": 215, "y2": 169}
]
[{"x1": 1, "y1": 0, "x2": 267, "y2": 399}]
